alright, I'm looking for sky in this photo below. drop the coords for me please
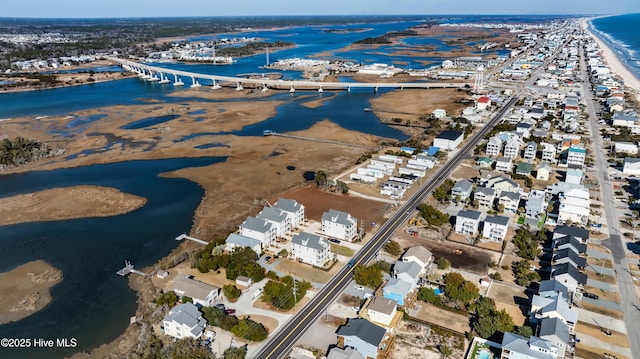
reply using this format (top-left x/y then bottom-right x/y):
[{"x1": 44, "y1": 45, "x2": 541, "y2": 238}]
[{"x1": 2, "y1": 0, "x2": 640, "y2": 18}]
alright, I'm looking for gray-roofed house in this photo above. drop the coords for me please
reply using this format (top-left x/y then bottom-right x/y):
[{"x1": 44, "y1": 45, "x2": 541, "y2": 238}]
[
  {"x1": 272, "y1": 198, "x2": 305, "y2": 228},
  {"x1": 486, "y1": 136, "x2": 503, "y2": 157},
  {"x1": 451, "y1": 179, "x2": 473, "y2": 202},
  {"x1": 239, "y1": 216, "x2": 277, "y2": 248},
  {"x1": 552, "y1": 235, "x2": 587, "y2": 254},
  {"x1": 551, "y1": 263, "x2": 587, "y2": 294},
  {"x1": 524, "y1": 141, "x2": 538, "y2": 160},
  {"x1": 291, "y1": 232, "x2": 330, "y2": 267},
  {"x1": 499, "y1": 191, "x2": 521, "y2": 213},
  {"x1": 474, "y1": 186, "x2": 496, "y2": 209},
  {"x1": 455, "y1": 209, "x2": 481, "y2": 236},
  {"x1": 487, "y1": 175, "x2": 520, "y2": 196},
  {"x1": 366, "y1": 296, "x2": 398, "y2": 326},
  {"x1": 162, "y1": 302, "x2": 207, "y2": 340},
  {"x1": 256, "y1": 206, "x2": 291, "y2": 238},
  {"x1": 322, "y1": 209, "x2": 358, "y2": 242},
  {"x1": 393, "y1": 260, "x2": 422, "y2": 287},
  {"x1": 552, "y1": 248, "x2": 586, "y2": 270},
  {"x1": 336, "y1": 318, "x2": 387, "y2": 359},
  {"x1": 482, "y1": 215, "x2": 510, "y2": 242},
  {"x1": 538, "y1": 279, "x2": 569, "y2": 299},
  {"x1": 553, "y1": 226, "x2": 589, "y2": 244},
  {"x1": 225, "y1": 233, "x2": 263, "y2": 256},
  {"x1": 400, "y1": 246, "x2": 433, "y2": 269},
  {"x1": 539, "y1": 317, "x2": 570, "y2": 358},
  {"x1": 526, "y1": 195, "x2": 547, "y2": 220},
  {"x1": 173, "y1": 275, "x2": 221, "y2": 307},
  {"x1": 495, "y1": 157, "x2": 514, "y2": 172},
  {"x1": 500, "y1": 332, "x2": 559, "y2": 359},
  {"x1": 530, "y1": 293, "x2": 578, "y2": 334},
  {"x1": 327, "y1": 347, "x2": 365, "y2": 359}
]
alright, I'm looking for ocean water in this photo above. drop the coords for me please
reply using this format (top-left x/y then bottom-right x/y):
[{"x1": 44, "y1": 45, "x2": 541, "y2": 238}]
[{"x1": 591, "y1": 13, "x2": 640, "y2": 81}]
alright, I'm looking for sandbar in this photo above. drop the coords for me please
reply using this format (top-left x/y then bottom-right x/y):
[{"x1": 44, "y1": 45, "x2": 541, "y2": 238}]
[
  {"x1": 0, "y1": 185, "x2": 146, "y2": 227},
  {"x1": 0, "y1": 260, "x2": 63, "y2": 324}
]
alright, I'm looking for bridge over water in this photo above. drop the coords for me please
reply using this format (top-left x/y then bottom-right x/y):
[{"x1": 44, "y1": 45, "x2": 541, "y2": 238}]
[{"x1": 109, "y1": 57, "x2": 472, "y2": 92}]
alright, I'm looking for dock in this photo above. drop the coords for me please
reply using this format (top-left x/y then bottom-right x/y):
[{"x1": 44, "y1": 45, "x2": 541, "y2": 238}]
[
  {"x1": 175, "y1": 233, "x2": 209, "y2": 245},
  {"x1": 116, "y1": 260, "x2": 148, "y2": 277},
  {"x1": 263, "y1": 130, "x2": 379, "y2": 151}
]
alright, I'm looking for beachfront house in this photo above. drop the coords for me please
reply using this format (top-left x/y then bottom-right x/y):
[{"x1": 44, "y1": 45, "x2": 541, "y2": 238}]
[
  {"x1": 366, "y1": 296, "x2": 398, "y2": 326},
  {"x1": 500, "y1": 332, "x2": 559, "y2": 359},
  {"x1": 239, "y1": 216, "x2": 277, "y2": 248},
  {"x1": 272, "y1": 198, "x2": 305, "y2": 229},
  {"x1": 162, "y1": 302, "x2": 207, "y2": 340},
  {"x1": 173, "y1": 275, "x2": 221, "y2": 307},
  {"x1": 291, "y1": 232, "x2": 331, "y2": 267},
  {"x1": 336, "y1": 318, "x2": 387, "y2": 359},
  {"x1": 322, "y1": 209, "x2": 358, "y2": 242}
]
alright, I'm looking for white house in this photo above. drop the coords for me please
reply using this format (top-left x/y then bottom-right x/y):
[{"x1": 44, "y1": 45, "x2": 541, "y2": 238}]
[
  {"x1": 400, "y1": 246, "x2": 433, "y2": 269},
  {"x1": 486, "y1": 136, "x2": 503, "y2": 157},
  {"x1": 558, "y1": 188, "x2": 590, "y2": 226},
  {"x1": 536, "y1": 162, "x2": 552, "y2": 181},
  {"x1": 614, "y1": 142, "x2": 638, "y2": 156},
  {"x1": 366, "y1": 296, "x2": 397, "y2": 326},
  {"x1": 322, "y1": 209, "x2": 358, "y2": 241},
  {"x1": 273, "y1": 198, "x2": 305, "y2": 228},
  {"x1": 565, "y1": 145, "x2": 586, "y2": 167},
  {"x1": 623, "y1": 157, "x2": 640, "y2": 175},
  {"x1": 433, "y1": 130, "x2": 464, "y2": 150},
  {"x1": 291, "y1": 232, "x2": 331, "y2": 267},
  {"x1": 496, "y1": 157, "x2": 514, "y2": 172},
  {"x1": 239, "y1": 216, "x2": 277, "y2": 248},
  {"x1": 499, "y1": 191, "x2": 521, "y2": 213},
  {"x1": 504, "y1": 137, "x2": 524, "y2": 159},
  {"x1": 474, "y1": 186, "x2": 496, "y2": 209},
  {"x1": 451, "y1": 179, "x2": 473, "y2": 202},
  {"x1": 256, "y1": 207, "x2": 291, "y2": 238},
  {"x1": 432, "y1": 109, "x2": 447, "y2": 119},
  {"x1": 524, "y1": 141, "x2": 538, "y2": 160},
  {"x1": 225, "y1": 233, "x2": 263, "y2": 256},
  {"x1": 173, "y1": 276, "x2": 221, "y2": 307},
  {"x1": 162, "y1": 302, "x2": 207, "y2": 340},
  {"x1": 476, "y1": 96, "x2": 491, "y2": 110},
  {"x1": 541, "y1": 142, "x2": 557, "y2": 163},
  {"x1": 455, "y1": 209, "x2": 481, "y2": 236},
  {"x1": 482, "y1": 215, "x2": 510, "y2": 242},
  {"x1": 500, "y1": 332, "x2": 560, "y2": 359},
  {"x1": 564, "y1": 168, "x2": 583, "y2": 185}
]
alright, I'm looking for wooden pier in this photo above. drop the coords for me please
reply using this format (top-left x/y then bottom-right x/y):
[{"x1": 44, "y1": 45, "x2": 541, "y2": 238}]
[
  {"x1": 175, "y1": 233, "x2": 209, "y2": 245},
  {"x1": 263, "y1": 130, "x2": 379, "y2": 151},
  {"x1": 116, "y1": 260, "x2": 148, "y2": 277}
]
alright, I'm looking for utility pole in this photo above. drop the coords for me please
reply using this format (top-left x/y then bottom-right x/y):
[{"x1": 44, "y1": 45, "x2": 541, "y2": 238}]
[{"x1": 293, "y1": 278, "x2": 297, "y2": 305}]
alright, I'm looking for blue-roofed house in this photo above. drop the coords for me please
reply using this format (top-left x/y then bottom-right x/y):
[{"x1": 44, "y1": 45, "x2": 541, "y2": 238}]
[
  {"x1": 400, "y1": 146, "x2": 416, "y2": 155},
  {"x1": 382, "y1": 278, "x2": 412, "y2": 306}
]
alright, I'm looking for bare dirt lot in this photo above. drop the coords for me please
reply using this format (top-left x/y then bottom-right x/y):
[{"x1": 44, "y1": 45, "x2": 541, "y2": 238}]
[{"x1": 411, "y1": 302, "x2": 470, "y2": 334}]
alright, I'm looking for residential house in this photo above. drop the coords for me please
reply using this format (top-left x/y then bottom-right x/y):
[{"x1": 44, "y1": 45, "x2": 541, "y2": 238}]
[
  {"x1": 539, "y1": 317, "x2": 570, "y2": 359},
  {"x1": 476, "y1": 96, "x2": 491, "y2": 110},
  {"x1": 541, "y1": 142, "x2": 557, "y2": 163},
  {"x1": 564, "y1": 168, "x2": 583, "y2": 185},
  {"x1": 474, "y1": 186, "x2": 496, "y2": 209},
  {"x1": 433, "y1": 130, "x2": 464, "y2": 150},
  {"x1": 486, "y1": 136, "x2": 503, "y2": 157},
  {"x1": 496, "y1": 157, "x2": 514, "y2": 172},
  {"x1": 256, "y1": 207, "x2": 291, "y2": 238},
  {"x1": 526, "y1": 195, "x2": 547, "y2": 221},
  {"x1": 432, "y1": 109, "x2": 447, "y2": 119},
  {"x1": 612, "y1": 110, "x2": 638, "y2": 128},
  {"x1": 487, "y1": 175, "x2": 520, "y2": 196},
  {"x1": 291, "y1": 232, "x2": 330, "y2": 267},
  {"x1": 225, "y1": 233, "x2": 262, "y2": 256},
  {"x1": 482, "y1": 215, "x2": 510, "y2": 242},
  {"x1": 366, "y1": 296, "x2": 398, "y2": 326},
  {"x1": 552, "y1": 235, "x2": 587, "y2": 255},
  {"x1": 524, "y1": 141, "x2": 538, "y2": 160},
  {"x1": 504, "y1": 137, "x2": 524, "y2": 159},
  {"x1": 273, "y1": 198, "x2": 305, "y2": 228},
  {"x1": 451, "y1": 179, "x2": 473, "y2": 202},
  {"x1": 400, "y1": 246, "x2": 433, "y2": 269},
  {"x1": 516, "y1": 162, "x2": 534, "y2": 176},
  {"x1": 173, "y1": 275, "x2": 221, "y2": 307},
  {"x1": 500, "y1": 332, "x2": 559, "y2": 359},
  {"x1": 162, "y1": 302, "x2": 207, "y2": 340},
  {"x1": 455, "y1": 209, "x2": 482, "y2": 236},
  {"x1": 476, "y1": 156, "x2": 494, "y2": 169},
  {"x1": 553, "y1": 226, "x2": 589, "y2": 244},
  {"x1": 336, "y1": 318, "x2": 387, "y2": 359},
  {"x1": 537, "y1": 162, "x2": 552, "y2": 181},
  {"x1": 516, "y1": 122, "x2": 533, "y2": 138},
  {"x1": 552, "y1": 248, "x2": 586, "y2": 270},
  {"x1": 382, "y1": 278, "x2": 413, "y2": 306},
  {"x1": 530, "y1": 293, "x2": 578, "y2": 333},
  {"x1": 393, "y1": 260, "x2": 423, "y2": 288},
  {"x1": 551, "y1": 263, "x2": 587, "y2": 294},
  {"x1": 239, "y1": 216, "x2": 277, "y2": 248},
  {"x1": 565, "y1": 145, "x2": 586, "y2": 167},
  {"x1": 538, "y1": 279, "x2": 570, "y2": 299},
  {"x1": 558, "y1": 188, "x2": 590, "y2": 226},
  {"x1": 499, "y1": 191, "x2": 521, "y2": 213},
  {"x1": 322, "y1": 209, "x2": 358, "y2": 241},
  {"x1": 614, "y1": 142, "x2": 638, "y2": 156},
  {"x1": 623, "y1": 157, "x2": 640, "y2": 175}
]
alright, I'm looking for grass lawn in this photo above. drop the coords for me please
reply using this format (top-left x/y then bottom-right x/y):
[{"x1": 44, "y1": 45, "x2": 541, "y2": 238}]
[{"x1": 330, "y1": 243, "x2": 355, "y2": 256}]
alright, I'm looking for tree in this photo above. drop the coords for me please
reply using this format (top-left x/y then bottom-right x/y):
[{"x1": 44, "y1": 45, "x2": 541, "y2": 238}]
[
  {"x1": 181, "y1": 295, "x2": 193, "y2": 304},
  {"x1": 202, "y1": 306, "x2": 238, "y2": 331},
  {"x1": 170, "y1": 338, "x2": 217, "y2": 359},
  {"x1": 443, "y1": 272, "x2": 479, "y2": 307},
  {"x1": 335, "y1": 180, "x2": 349, "y2": 194},
  {"x1": 433, "y1": 180, "x2": 454, "y2": 203},
  {"x1": 155, "y1": 291, "x2": 178, "y2": 307},
  {"x1": 224, "y1": 346, "x2": 247, "y2": 359},
  {"x1": 231, "y1": 318, "x2": 268, "y2": 341},
  {"x1": 417, "y1": 203, "x2": 449, "y2": 226},
  {"x1": 435, "y1": 257, "x2": 451, "y2": 270},
  {"x1": 418, "y1": 287, "x2": 442, "y2": 305},
  {"x1": 473, "y1": 308, "x2": 514, "y2": 339},
  {"x1": 226, "y1": 247, "x2": 265, "y2": 282},
  {"x1": 262, "y1": 276, "x2": 311, "y2": 310},
  {"x1": 513, "y1": 260, "x2": 541, "y2": 287},
  {"x1": 314, "y1": 170, "x2": 329, "y2": 188},
  {"x1": 353, "y1": 264, "x2": 384, "y2": 288},
  {"x1": 383, "y1": 240, "x2": 402, "y2": 256},
  {"x1": 512, "y1": 226, "x2": 541, "y2": 260},
  {"x1": 223, "y1": 284, "x2": 242, "y2": 302},
  {"x1": 514, "y1": 325, "x2": 533, "y2": 337}
]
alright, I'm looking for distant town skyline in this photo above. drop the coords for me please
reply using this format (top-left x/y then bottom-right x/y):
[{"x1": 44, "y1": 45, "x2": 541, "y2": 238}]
[{"x1": 2, "y1": 0, "x2": 639, "y2": 18}]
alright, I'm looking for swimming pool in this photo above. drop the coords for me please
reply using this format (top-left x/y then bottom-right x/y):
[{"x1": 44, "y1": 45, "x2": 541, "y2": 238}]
[{"x1": 477, "y1": 349, "x2": 491, "y2": 359}]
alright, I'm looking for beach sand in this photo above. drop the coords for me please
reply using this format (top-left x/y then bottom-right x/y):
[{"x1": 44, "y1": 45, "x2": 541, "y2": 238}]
[{"x1": 583, "y1": 18, "x2": 640, "y2": 103}]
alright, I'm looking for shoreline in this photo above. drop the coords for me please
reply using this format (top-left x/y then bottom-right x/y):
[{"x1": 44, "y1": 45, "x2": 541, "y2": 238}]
[{"x1": 582, "y1": 17, "x2": 640, "y2": 103}]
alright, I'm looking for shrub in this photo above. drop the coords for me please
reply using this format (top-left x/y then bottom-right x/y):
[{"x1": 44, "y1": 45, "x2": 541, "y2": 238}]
[
  {"x1": 436, "y1": 257, "x2": 451, "y2": 270},
  {"x1": 223, "y1": 284, "x2": 242, "y2": 302}
]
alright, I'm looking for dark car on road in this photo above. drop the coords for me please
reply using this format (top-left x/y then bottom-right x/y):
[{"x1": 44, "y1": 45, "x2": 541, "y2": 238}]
[
  {"x1": 584, "y1": 292, "x2": 599, "y2": 300},
  {"x1": 224, "y1": 309, "x2": 236, "y2": 315},
  {"x1": 328, "y1": 238, "x2": 340, "y2": 244}
]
